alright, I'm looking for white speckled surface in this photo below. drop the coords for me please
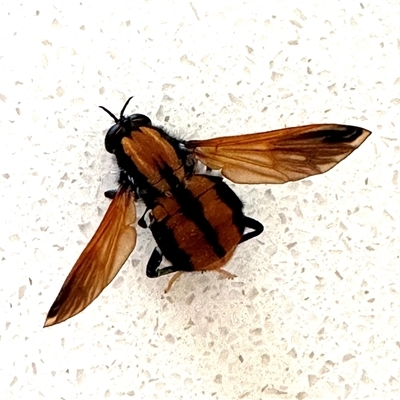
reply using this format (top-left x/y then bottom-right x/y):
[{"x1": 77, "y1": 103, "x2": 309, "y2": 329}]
[{"x1": 1, "y1": 1, "x2": 399, "y2": 399}]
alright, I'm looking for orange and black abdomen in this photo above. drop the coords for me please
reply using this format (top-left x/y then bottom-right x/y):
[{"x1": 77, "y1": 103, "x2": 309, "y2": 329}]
[{"x1": 150, "y1": 175, "x2": 245, "y2": 272}]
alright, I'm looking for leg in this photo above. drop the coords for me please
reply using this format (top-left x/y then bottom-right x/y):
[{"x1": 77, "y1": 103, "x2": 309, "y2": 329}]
[
  {"x1": 216, "y1": 268, "x2": 237, "y2": 280},
  {"x1": 239, "y1": 216, "x2": 264, "y2": 244},
  {"x1": 104, "y1": 189, "x2": 118, "y2": 199},
  {"x1": 138, "y1": 208, "x2": 150, "y2": 228},
  {"x1": 164, "y1": 271, "x2": 185, "y2": 293},
  {"x1": 165, "y1": 268, "x2": 236, "y2": 293},
  {"x1": 146, "y1": 247, "x2": 191, "y2": 278},
  {"x1": 105, "y1": 188, "x2": 139, "y2": 201}
]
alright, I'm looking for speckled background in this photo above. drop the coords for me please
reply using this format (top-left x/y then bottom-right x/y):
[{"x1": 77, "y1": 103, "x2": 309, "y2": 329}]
[{"x1": 1, "y1": 1, "x2": 399, "y2": 399}]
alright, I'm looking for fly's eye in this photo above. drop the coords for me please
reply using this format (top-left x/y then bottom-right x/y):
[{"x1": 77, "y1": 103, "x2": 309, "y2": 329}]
[
  {"x1": 127, "y1": 114, "x2": 152, "y2": 128},
  {"x1": 105, "y1": 123, "x2": 125, "y2": 154}
]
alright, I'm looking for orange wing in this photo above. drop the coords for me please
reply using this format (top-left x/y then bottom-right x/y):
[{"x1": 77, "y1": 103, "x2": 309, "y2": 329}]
[
  {"x1": 185, "y1": 124, "x2": 371, "y2": 184},
  {"x1": 44, "y1": 186, "x2": 137, "y2": 327}
]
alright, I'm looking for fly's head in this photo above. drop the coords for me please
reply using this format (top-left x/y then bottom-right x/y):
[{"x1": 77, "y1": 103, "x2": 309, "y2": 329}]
[{"x1": 100, "y1": 97, "x2": 152, "y2": 154}]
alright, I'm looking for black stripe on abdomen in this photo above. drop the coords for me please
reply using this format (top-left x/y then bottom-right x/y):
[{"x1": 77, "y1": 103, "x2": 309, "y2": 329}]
[{"x1": 159, "y1": 165, "x2": 227, "y2": 259}]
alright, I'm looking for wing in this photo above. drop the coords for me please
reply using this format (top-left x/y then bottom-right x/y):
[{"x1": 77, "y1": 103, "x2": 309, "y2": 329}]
[
  {"x1": 185, "y1": 124, "x2": 371, "y2": 184},
  {"x1": 44, "y1": 186, "x2": 137, "y2": 327}
]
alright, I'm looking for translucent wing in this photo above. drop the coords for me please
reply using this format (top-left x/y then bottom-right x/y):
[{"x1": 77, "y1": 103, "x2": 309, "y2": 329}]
[
  {"x1": 185, "y1": 124, "x2": 371, "y2": 184},
  {"x1": 45, "y1": 186, "x2": 137, "y2": 327}
]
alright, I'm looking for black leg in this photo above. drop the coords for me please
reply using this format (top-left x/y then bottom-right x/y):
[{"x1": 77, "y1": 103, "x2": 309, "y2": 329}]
[
  {"x1": 104, "y1": 189, "x2": 118, "y2": 199},
  {"x1": 105, "y1": 187, "x2": 139, "y2": 201},
  {"x1": 239, "y1": 217, "x2": 264, "y2": 244},
  {"x1": 146, "y1": 247, "x2": 191, "y2": 278},
  {"x1": 138, "y1": 208, "x2": 151, "y2": 228}
]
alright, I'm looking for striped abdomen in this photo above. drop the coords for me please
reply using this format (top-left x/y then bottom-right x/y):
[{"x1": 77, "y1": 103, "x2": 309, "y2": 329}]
[{"x1": 150, "y1": 175, "x2": 245, "y2": 272}]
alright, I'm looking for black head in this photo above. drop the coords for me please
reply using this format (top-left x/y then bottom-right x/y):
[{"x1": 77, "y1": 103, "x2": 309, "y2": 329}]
[{"x1": 99, "y1": 97, "x2": 152, "y2": 154}]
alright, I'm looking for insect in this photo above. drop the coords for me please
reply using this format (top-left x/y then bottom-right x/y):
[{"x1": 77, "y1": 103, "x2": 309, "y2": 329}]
[{"x1": 44, "y1": 97, "x2": 371, "y2": 326}]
